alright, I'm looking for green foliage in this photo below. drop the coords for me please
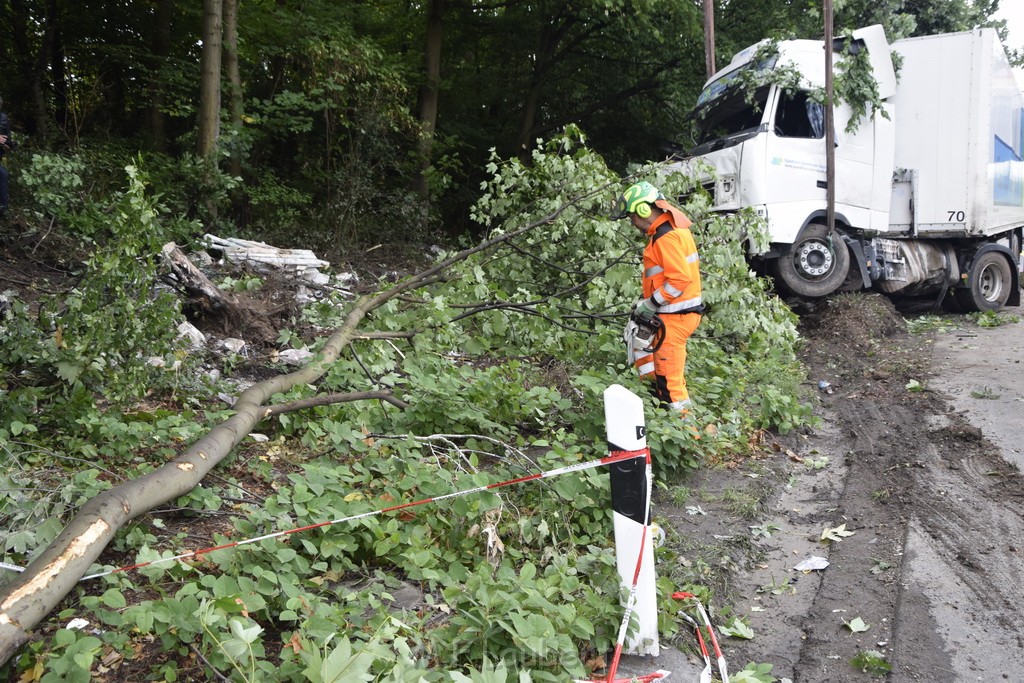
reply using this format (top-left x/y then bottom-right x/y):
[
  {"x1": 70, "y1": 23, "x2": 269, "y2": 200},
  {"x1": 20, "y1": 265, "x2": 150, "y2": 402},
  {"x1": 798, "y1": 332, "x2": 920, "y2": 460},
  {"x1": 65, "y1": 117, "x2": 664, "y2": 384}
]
[
  {"x1": 833, "y1": 32, "x2": 891, "y2": 133},
  {"x1": 850, "y1": 649, "x2": 893, "y2": 676},
  {"x1": 1, "y1": 163, "x2": 192, "y2": 421},
  {"x1": 18, "y1": 153, "x2": 90, "y2": 226},
  {"x1": 733, "y1": 661, "x2": 778, "y2": 683},
  {"x1": 39, "y1": 629, "x2": 104, "y2": 683},
  {"x1": 973, "y1": 310, "x2": 1019, "y2": 327},
  {"x1": 5, "y1": 130, "x2": 813, "y2": 680}
]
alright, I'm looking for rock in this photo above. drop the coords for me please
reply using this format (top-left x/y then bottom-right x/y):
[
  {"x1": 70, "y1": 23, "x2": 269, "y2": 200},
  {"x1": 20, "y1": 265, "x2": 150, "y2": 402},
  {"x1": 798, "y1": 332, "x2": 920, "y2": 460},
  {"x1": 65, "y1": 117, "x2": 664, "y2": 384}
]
[{"x1": 295, "y1": 286, "x2": 318, "y2": 304}]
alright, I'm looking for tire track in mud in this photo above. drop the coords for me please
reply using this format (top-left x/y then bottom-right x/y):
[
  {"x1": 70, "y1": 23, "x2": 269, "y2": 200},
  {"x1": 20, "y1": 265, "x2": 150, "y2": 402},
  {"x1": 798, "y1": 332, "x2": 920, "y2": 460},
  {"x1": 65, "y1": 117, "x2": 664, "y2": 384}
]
[
  {"x1": 890, "y1": 414, "x2": 1024, "y2": 681},
  {"x1": 790, "y1": 398, "x2": 928, "y2": 682},
  {"x1": 788, "y1": 303, "x2": 1024, "y2": 682},
  {"x1": 661, "y1": 298, "x2": 1024, "y2": 681}
]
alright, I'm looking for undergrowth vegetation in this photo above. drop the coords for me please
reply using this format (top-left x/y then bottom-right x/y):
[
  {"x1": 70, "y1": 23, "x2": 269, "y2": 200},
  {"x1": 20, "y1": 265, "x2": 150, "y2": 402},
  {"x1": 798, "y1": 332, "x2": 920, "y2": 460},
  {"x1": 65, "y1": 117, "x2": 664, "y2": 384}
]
[{"x1": 1, "y1": 129, "x2": 812, "y2": 680}]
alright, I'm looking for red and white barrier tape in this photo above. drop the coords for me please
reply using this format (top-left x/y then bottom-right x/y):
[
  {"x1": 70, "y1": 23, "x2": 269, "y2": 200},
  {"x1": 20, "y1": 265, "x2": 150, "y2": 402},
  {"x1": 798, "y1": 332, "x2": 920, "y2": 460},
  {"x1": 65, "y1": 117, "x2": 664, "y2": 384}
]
[
  {"x1": 574, "y1": 671, "x2": 670, "y2": 683},
  {"x1": 0, "y1": 447, "x2": 648, "y2": 581},
  {"x1": 675, "y1": 610, "x2": 712, "y2": 683},
  {"x1": 672, "y1": 592, "x2": 730, "y2": 683}
]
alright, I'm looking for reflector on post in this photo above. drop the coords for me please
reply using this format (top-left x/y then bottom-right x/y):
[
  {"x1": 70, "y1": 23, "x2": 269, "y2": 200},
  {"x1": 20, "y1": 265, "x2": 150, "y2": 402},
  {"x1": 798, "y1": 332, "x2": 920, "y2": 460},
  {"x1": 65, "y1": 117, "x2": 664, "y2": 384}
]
[{"x1": 603, "y1": 384, "x2": 659, "y2": 657}]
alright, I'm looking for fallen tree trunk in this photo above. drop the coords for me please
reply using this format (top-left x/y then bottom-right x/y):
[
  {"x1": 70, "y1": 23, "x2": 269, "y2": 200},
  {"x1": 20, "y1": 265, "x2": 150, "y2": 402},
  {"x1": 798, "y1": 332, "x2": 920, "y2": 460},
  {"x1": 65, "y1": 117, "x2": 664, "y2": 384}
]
[{"x1": 0, "y1": 204, "x2": 575, "y2": 664}]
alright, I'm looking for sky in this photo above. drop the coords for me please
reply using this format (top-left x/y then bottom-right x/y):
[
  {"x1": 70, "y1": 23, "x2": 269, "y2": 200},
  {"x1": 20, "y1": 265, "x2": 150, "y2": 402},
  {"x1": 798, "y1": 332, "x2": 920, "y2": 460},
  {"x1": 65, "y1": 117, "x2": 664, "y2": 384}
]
[
  {"x1": 993, "y1": 3, "x2": 1024, "y2": 87},
  {"x1": 994, "y1": 2, "x2": 1024, "y2": 49}
]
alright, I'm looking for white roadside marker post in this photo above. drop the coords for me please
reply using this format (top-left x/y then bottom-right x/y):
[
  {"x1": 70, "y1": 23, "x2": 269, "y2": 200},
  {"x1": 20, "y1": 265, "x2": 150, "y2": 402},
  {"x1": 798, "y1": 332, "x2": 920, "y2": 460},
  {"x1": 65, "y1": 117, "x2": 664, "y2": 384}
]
[{"x1": 604, "y1": 384, "x2": 659, "y2": 657}]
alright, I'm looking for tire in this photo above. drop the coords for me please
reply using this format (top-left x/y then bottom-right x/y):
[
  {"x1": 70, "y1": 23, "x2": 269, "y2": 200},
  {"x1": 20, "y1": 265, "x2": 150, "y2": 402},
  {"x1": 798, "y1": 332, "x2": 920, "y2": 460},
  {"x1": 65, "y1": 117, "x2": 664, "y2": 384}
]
[
  {"x1": 774, "y1": 223, "x2": 851, "y2": 298},
  {"x1": 953, "y1": 251, "x2": 1012, "y2": 312}
]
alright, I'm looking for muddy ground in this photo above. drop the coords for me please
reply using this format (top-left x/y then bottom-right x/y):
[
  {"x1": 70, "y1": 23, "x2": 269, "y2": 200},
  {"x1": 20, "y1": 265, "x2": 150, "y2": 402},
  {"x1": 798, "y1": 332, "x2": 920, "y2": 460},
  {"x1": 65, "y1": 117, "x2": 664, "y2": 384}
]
[{"x1": 650, "y1": 295, "x2": 1024, "y2": 682}]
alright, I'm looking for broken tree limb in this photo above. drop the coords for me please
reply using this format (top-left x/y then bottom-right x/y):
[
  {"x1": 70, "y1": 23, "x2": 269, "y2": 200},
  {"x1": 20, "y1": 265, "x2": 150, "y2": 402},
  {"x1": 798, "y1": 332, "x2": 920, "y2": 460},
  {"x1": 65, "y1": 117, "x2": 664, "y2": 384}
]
[
  {"x1": 0, "y1": 200, "x2": 578, "y2": 665},
  {"x1": 264, "y1": 391, "x2": 409, "y2": 415},
  {"x1": 161, "y1": 242, "x2": 242, "y2": 333}
]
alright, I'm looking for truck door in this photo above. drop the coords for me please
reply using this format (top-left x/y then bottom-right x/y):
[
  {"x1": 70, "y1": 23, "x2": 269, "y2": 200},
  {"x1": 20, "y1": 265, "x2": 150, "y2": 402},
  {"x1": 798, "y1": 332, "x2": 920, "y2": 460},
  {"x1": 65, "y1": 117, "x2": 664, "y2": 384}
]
[
  {"x1": 765, "y1": 89, "x2": 827, "y2": 206},
  {"x1": 833, "y1": 106, "x2": 876, "y2": 220}
]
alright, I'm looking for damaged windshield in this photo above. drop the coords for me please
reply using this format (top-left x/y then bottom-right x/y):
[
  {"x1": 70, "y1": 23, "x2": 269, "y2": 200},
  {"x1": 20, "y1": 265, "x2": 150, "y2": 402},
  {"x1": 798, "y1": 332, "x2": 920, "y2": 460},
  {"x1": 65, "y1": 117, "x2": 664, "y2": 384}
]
[{"x1": 688, "y1": 85, "x2": 770, "y2": 154}]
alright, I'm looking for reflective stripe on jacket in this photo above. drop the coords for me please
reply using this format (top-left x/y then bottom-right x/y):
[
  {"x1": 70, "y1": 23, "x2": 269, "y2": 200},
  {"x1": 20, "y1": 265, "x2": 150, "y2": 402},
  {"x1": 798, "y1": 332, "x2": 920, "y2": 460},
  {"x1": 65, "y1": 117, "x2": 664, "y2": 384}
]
[{"x1": 642, "y1": 205, "x2": 702, "y2": 314}]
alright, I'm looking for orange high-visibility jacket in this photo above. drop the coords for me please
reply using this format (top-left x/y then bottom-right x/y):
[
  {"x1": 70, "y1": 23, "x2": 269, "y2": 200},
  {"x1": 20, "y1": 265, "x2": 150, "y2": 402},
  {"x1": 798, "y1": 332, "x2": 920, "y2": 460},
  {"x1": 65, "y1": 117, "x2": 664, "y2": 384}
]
[{"x1": 642, "y1": 203, "x2": 702, "y2": 313}]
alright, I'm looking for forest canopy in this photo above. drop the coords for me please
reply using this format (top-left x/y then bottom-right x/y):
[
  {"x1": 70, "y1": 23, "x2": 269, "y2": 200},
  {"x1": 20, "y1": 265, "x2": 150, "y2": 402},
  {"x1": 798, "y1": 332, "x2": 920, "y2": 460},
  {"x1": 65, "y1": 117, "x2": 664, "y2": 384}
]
[{"x1": 0, "y1": 0, "x2": 1014, "y2": 249}]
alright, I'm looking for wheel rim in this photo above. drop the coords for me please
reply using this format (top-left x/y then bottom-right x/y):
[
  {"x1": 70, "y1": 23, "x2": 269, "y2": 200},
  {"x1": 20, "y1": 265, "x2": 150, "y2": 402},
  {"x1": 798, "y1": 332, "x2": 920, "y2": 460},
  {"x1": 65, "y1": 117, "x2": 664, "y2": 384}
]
[
  {"x1": 795, "y1": 240, "x2": 834, "y2": 279},
  {"x1": 978, "y1": 262, "x2": 1006, "y2": 302}
]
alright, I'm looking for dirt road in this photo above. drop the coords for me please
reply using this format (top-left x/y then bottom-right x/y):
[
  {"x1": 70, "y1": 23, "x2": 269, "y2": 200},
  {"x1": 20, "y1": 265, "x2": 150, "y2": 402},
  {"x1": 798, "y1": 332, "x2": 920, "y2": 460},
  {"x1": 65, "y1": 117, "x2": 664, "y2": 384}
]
[{"x1": 653, "y1": 296, "x2": 1024, "y2": 682}]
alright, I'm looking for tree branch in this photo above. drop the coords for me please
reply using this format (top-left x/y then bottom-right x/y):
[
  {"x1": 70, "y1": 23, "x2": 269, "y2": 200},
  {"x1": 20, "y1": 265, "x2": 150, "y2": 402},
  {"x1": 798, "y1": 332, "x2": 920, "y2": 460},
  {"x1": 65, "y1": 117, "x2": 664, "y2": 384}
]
[
  {"x1": 0, "y1": 189, "x2": 604, "y2": 665},
  {"x1": 264, "y1": 391, "x2": 409, "y2": 416}
]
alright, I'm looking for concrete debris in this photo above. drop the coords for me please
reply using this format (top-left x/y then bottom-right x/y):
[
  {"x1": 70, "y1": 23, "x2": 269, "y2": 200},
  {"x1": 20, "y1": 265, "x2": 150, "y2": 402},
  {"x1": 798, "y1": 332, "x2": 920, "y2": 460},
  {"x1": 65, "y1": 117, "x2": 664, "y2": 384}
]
[
  {"x1": 191, "y1": 250, "x2": 215, "y2": 267},
  {"x1": 147, "y1": 356, "x2": 182, "y2": 371},
  {"x1": 295, "y1": 286, "x2": 320, "y2": 304},
  {"x1": 304, "y1": 269, "x2": 331, "y2": 286},
  {"x1": 793, "y1": 556, "x2": 830, "y2": 572},
  {"x1": 335, "y1": 271, "x2": 359, "y2": 286},
  {"x1": 276, "y1": 347, "x2": 314, "y2": 366},
  {"x1": 220, "y1": 338, "x2": 246, "y2": 354},
  {"x1": 203, "y1": 234, "x2": 328, "y2": 271},
  {"x1": 176, "y1": 321, "x2": 206, "y2": 349}
]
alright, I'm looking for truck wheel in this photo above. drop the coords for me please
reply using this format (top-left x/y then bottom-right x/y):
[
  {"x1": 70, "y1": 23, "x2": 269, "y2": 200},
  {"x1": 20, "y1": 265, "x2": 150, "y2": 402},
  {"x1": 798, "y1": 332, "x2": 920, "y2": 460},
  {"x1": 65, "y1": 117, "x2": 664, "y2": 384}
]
[
  {"x1": 954, "y1": 251, "x2": 1012, "y2": 312},
  {"x1": 774, "y1": 223, "x2": 851, "y2": 298}
]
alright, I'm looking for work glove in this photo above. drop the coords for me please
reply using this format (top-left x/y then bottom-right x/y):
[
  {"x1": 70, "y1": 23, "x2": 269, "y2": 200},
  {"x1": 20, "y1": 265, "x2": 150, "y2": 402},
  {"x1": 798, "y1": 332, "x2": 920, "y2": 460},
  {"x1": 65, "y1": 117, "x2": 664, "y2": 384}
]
[{"x1": 632, "y1": 297, "x2": 658, "y2": 324}]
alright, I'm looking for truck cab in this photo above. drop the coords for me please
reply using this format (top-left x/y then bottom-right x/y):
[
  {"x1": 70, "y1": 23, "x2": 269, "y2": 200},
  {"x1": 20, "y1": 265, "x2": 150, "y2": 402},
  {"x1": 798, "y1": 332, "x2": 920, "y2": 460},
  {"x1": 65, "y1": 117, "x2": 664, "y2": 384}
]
[{"x1": 676, "y1": 26, "x2": 1023, "y2": 310}]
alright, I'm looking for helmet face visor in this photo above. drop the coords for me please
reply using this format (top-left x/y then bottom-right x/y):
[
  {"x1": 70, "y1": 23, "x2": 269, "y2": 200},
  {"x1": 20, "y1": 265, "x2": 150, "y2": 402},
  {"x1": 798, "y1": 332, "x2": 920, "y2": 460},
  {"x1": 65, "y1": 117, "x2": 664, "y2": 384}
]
[{"x1": 609, "y1": 196, "x2": 629, "y2": 220}]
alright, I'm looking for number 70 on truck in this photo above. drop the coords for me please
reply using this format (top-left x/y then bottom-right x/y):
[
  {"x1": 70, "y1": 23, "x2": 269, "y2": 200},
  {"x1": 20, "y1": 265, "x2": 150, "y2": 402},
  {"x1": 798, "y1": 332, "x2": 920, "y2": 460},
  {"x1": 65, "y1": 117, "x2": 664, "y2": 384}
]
[{"x1": 673, "y1": 24, "x2": 1024, "y2": 311}]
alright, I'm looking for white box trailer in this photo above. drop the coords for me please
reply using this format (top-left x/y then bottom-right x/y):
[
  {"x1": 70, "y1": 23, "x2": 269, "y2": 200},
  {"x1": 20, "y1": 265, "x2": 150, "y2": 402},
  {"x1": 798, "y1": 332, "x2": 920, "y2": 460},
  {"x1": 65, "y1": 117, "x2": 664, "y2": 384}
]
[{"x1": 675, "y1": 25, "x2": 1024, "y2": 310}]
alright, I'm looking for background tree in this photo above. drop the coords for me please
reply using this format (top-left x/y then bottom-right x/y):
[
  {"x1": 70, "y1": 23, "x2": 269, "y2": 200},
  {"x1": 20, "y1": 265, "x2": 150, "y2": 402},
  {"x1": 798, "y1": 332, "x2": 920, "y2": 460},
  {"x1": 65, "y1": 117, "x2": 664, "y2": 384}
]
[{"x1": 198, "y1": 0, "x2": 223, "y2": 158}]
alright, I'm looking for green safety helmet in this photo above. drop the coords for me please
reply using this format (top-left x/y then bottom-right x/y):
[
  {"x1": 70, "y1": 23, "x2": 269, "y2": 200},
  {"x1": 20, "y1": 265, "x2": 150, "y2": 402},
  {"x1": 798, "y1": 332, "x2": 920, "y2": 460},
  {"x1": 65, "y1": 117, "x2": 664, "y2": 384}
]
[{"x1": 610, "y1": 181, "x2": 664, "y2": 220}]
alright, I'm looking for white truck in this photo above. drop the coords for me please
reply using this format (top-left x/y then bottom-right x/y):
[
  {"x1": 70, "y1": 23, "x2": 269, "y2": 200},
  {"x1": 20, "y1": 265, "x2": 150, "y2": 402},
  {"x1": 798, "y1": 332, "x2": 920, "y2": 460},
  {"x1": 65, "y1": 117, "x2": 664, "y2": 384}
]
[{"x1": 678, "y1": 25, "x2": 1024, "y2": 310}]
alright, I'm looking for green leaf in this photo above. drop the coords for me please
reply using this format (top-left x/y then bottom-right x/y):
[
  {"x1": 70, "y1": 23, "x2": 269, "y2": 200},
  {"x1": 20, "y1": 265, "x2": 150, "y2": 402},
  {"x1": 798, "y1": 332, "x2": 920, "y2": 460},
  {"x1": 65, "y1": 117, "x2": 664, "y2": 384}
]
[
  {"x1": 732, "y1": 661, "x2": 776, "y2": 683},
  {"x1": 101, "y1": 588, "x2": 127, "y2": 609},
  {"x1": 820, "y1": 523, "x2": 856, "y2": 543},
  {"x1": 719, "y1": 618, "x2": 755, "y2": 640},
  {"x1": 845, "y1": 616, "x2": 870, "y2": 633},
  {"x1": 54, "y1": 629, "x2": 77, "y2": 647},
  {"x1": 229, "y1": 619, "x2": 263, "y2": 644},
  {"x1": 55, "y1": 361, "x2": 84, "y2": 383}
]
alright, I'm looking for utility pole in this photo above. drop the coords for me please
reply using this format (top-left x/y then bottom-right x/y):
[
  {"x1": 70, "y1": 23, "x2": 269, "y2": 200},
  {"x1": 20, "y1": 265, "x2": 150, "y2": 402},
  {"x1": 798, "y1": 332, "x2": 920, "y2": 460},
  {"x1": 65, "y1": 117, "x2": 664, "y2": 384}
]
[
  {"x1": 704, "y1": 0, "x2": 716, "y2": 78},
  {"x1": 824, "y1": 0, "x2": 836, "y2": 233}
]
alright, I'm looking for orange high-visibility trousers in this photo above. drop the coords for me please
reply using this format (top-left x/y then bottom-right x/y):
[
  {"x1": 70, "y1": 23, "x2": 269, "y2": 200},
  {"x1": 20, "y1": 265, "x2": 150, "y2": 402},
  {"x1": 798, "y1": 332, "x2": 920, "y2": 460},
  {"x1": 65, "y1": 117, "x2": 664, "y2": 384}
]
[{"x1": 652, "y1": 313, "x2": 701, "y2": 412}]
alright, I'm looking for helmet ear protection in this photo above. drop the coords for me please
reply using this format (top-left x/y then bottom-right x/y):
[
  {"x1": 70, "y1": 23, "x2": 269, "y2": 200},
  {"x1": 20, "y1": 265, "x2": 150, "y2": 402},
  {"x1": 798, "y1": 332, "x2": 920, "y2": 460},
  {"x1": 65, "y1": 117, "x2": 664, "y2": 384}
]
[{"x1": 610, "y1": 181, "x2": 664, "y2": 220}]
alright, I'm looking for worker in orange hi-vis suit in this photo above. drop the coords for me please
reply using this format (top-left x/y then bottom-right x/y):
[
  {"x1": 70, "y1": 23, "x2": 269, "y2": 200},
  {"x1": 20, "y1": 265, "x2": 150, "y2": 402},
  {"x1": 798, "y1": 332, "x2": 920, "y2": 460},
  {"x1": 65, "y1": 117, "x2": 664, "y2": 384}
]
[{"x1": 612, "y1": 181, "x2": 703, "y2": 416}]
